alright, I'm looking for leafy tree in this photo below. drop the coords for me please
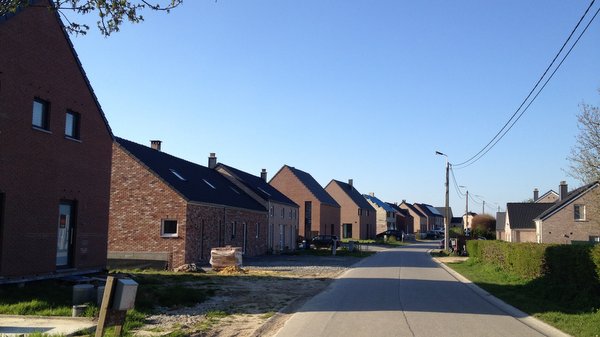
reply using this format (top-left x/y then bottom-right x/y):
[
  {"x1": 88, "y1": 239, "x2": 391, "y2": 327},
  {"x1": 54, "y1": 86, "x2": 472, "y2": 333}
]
[
  {"x1": 1, "y1": 0, "x2": 182, "y2": 36},
  {"x1": 470, "y1": 214, "x2": 496, "y2": 239},
  {"x1": 568, "y1": 90, "x2": 600, "y2": 184}
]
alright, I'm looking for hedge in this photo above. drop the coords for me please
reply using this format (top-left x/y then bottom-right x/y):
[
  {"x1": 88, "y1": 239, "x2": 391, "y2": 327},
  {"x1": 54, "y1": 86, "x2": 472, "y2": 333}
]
[{"x1": 466, "y1": 240, "x2": 600, "y2": 302}]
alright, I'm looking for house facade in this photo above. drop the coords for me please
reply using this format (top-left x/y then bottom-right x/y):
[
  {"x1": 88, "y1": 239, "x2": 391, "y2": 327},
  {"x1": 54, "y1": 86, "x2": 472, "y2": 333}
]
[
  {"x1": 534, "y1": 181, "x2": 599, "y2": 244},
  {"x1": 388, "y1": 203, "x2": 414, "y2": 234},
  {"x1": 504, "y1": 203, "x2": 554, "y2": 243},
  {"x1": 109, "y1": 139, "x2": 268, "y2": 269},
  {"x1": 496, "y1": 212, "x2": 506, "y2": 241},
  {"x1": 0, "y1": 1, "x2": 113, "y2": 280},
  {"x1": 325, "y1": 179, "x2": 376, "y2": 240},
  {"x1": 363, "y1": 193, "x2": 396, "y2": 235},
  {"x1": 270, "y1": 166, "x2": 341, "y2": 239},
  {"x1": 215, "y1": 163, "x2": 299, "y2": 253},
  {"x1": 399, "y1": 201, "x2": 427, "y2": 234}
]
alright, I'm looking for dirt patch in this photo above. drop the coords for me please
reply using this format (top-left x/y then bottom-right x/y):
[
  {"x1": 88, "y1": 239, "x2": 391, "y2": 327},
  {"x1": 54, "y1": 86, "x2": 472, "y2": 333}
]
[{"x1": 133, "y1": 255, "x2": 357, "y2": 337}]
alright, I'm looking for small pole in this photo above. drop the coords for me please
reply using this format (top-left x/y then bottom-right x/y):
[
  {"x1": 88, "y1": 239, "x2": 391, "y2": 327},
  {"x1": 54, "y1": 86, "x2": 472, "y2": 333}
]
[{"x1": 96, "y1": 276, "x2": 117, "y2": 337}]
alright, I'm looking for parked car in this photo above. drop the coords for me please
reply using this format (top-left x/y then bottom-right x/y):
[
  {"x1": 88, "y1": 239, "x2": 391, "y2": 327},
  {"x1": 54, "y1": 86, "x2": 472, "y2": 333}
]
[
  {"x1": 425, "y1": 231, "x2": 440, "y2": 239},
  {"x1": 311, "y1": 235, "x2": 341, "y2": 249},
  {"x1": 376, "y1": 230, "x2": 404, "y2": 240}
]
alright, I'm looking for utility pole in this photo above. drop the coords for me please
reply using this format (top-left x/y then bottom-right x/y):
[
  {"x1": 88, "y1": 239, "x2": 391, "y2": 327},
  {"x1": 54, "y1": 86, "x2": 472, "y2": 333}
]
[
  {"x1": 482, "y1": 200, "x2": 485, "y2": 215},
  {"x1": 466, "y1": 190, "x2": 469, "y2": 230},
  {"x1": 436, "y1": 151, "x2": 449, "y2": 251}
]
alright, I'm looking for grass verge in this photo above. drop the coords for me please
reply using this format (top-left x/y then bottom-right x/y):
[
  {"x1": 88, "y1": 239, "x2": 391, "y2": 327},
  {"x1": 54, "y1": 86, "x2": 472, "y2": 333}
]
[{"x1": 448, "y1": 260, "x2": 600, "y2": 337}]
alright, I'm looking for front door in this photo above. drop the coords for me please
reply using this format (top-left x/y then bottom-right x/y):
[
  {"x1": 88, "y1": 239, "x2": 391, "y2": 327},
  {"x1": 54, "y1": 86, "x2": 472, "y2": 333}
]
[{"x1": 56, "y1": 202, "x2": 75, "y2": 268}]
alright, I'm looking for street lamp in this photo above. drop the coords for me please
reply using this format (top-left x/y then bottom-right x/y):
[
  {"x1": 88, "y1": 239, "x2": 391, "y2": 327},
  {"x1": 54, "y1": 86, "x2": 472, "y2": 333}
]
[
  {"x1": 459, "y1": 185, "x2": 469, "y2": 231},
  {"x1": 474, "y1": 194, "x2": 485, "y2": 214},
  {"x1": 435, "y1": 151, "x2": 449, "y2": 251}
]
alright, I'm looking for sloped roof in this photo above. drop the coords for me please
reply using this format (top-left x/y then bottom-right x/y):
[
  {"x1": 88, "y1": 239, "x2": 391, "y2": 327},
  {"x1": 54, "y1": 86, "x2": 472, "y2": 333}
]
[
  {"x1": 1, "y1": 0, "x2": 113, "y2": 138},
  {"x1": 535, "y1": 190, "x2": 559, "y2": 203},
  {"x1": 216, "y1": 163, "x2": 298, "y2": 208},
  {"x1": 536, "y1": 181, "x2": 599, "y2": 220},
  {"x1": 496, "y1": 212, "x2": 506, "y2": 230},
  {"x1": 116, "y1": 137, "x2": 265, "y2": 212},
  {"x1": 435, "y1": 206, "x2": 453, "y2": 218},
  {"x1": 415, "y1": 203, "x2": 444, "y2": 217},
  {"x1": 327, "y1": 180, "x2": 374, "y2": 211},
  {"x1": 387, "y1": 203, "x2": 408, "y2": 218},
  {"x1": 506, "y1": 203, "x2": 554, "y2": 229},
  {"x1": 363, "y1": 194, "x2": 396, "y2": 212},
  {"x1": 400, "y1": 202, "x2": 426, "y2": 218},
  {"x1": 451, "y1": 217, "x2": 463, "y2": 225},
  {"x1": 283, "y1": 166, "x2": 339, "y2": 207}
]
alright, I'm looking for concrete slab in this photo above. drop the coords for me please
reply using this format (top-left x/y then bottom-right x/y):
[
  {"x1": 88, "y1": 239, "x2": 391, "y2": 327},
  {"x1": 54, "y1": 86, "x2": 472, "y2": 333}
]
[{"x1": 0, "y1": 315, "x2": 96, "y2": 336}]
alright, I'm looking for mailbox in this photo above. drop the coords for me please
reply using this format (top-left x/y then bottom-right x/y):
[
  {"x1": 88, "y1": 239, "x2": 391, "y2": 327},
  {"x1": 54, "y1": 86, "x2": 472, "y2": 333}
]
[{"x1": 112, "y1": 278, "x2": 138, "y2": 311}]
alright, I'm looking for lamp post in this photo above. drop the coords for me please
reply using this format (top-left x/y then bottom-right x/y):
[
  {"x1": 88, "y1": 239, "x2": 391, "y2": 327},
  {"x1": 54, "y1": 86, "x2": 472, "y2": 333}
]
[
  {"x1": 459, "y1": 185, "x2": 469, "y2": 231},
  {"x1": 435, "y1": 151, "x2": 449, "y2": 251}
]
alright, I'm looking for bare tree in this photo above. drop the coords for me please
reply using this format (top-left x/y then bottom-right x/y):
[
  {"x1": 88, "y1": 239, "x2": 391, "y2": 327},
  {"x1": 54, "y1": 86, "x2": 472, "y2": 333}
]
[
  {"x1": 1, "y1": 0, "x2": 182, "y2": 36},
  {"x1": 568, "y1": 90, "x2": 600, "y2": 184}
]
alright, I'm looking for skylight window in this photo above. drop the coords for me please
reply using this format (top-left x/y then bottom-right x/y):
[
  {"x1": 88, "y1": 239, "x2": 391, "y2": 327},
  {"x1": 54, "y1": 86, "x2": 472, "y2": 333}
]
[
  {"x1": 203, "y1": 179, "x2": 216, "y2": 189},
  {"x1": 169, "y1": 169, "x2": 186, "y2": 181},
  {"x1": 257, "y1": 187, "x2": 271, "y2": 196},
  {"x1": 230, "y1": 186, "x2": 241, "y2": 194}
]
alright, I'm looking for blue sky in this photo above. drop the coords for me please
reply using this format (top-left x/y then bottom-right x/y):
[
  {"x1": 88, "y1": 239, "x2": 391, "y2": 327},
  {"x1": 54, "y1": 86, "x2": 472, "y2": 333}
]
[{"x1": 69, "y1": 0, "x2": 600, "y2": 215}]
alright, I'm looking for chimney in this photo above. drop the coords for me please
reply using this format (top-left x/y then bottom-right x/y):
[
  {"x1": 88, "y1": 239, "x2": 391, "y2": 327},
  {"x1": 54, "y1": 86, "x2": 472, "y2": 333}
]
[
  {"x1": 348, "y1": 179, "x2": 353, "y2": 187},
  {"x1": 559, "y1": 181, "x2": 568, "y2": 200},
  {"x1": 150, "y1": 140, "x2": 162, "y2": 151},
  {"x1": 260, "y1": 169, "x2": 267, "y2": 182},
  {"x1": 369, "y1": 192, "x2": 375, "y2": 197},
  {"x1": 208, "y1": 153, "x2": 217, "y2": 169},
  {"x1": 533, "y1": 188, "x2": 539, "y2": 201}
]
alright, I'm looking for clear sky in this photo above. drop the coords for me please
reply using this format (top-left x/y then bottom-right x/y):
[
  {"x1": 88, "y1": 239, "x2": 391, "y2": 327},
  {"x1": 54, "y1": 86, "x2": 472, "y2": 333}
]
[{"x1": 68, "y1": 0, "x2": 600, "y2": 216}]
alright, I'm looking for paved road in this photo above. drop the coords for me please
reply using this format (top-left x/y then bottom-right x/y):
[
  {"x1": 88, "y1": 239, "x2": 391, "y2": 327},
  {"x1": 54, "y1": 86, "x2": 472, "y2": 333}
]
[{"x1": 274, "y1": 243, "x2": 567, "y2": 337}]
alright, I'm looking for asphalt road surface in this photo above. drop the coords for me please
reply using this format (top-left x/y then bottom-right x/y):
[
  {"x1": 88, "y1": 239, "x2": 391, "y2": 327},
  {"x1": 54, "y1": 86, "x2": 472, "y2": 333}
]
[{"x1": 274, "y1": 243, "x2": 567, "y2": 337}]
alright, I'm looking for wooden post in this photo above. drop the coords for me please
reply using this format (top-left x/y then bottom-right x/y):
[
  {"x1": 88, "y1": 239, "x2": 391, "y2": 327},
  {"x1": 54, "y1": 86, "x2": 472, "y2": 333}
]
[{"x1": 95, "y1": 276, "x2": 117, "y2": 337}]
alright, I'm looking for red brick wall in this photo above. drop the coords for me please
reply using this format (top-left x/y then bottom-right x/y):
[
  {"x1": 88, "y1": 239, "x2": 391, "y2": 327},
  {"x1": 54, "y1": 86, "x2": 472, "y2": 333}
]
[
  {"x1": 325, "y1": 182, "x2": 375, "y2": 240},
  {"x1": 108, "y1": 144, "x2": 188, "y2": 268},
  {"x1": 0, "y1": 2, "x2": 113, "y2": 277},
  {"x1": 109, "y1": 144, "x2": 269, "y2": 269}
]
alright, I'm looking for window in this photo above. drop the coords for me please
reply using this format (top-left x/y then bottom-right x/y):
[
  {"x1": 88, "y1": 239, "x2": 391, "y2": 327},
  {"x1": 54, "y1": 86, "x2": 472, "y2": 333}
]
[
  {"x1": 161, "y1": 219, "x2": 178, "y2": 237},
  {"x1": 574, "y1": 204, "x2": 586, "y2": 221},
  {"x1": 256, "y1": 222, "x2": 260, "y2": 239},
  {"x1": 231, "y1": 221, "x2": 236, "y2": 238},
  {"x1": 590, "y1": 236, "x2": 600, "y2": 244},
  {"x1": 367, "y1": 210, "x2": 370, "y2": 216},
  {"x1": 32, "y1": 99, "x2": 50, "y2": 130},
  {"x1": 281, "y1": 208, "x2": 285, "y2": 219},
  {"x1": 289, "y1": 209, "x2": 292, "y2": 219},
  {"x1": 169, "y1": 169, "x2": 186, "y2": 181},
  {"x1": 65, "y1": 111, "x2": 80, "y2": 139},
  {"x1": 270, "y1": 206, "x2": 274, "y2": 217},
  {"x1": 358, "y1": 208, "x2": 362, "y2": 216},
  {"x1": 342, "y1": 224, "x2": 352, "y2": 239}
]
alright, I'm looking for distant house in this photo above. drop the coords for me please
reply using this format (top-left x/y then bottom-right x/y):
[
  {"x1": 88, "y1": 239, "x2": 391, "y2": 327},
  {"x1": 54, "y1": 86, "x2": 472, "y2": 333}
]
[
  {"x1": 388, "y1": 203, "x2": 414, "y2": 234},
  {"x1": 0, "y1": 1, "x2": 113, "y2": 281},
  {"x1": 504, "y1": 203, "x2": 554, "y2": 243},
  {"x1": 496, "y1": 212, "x2": 506, "y2": 241},
  {"x1": 463, "y1": 212, "x2": 477, "y2": 230},
  {"x1": 414, "y1": 203, "x2": 444, "y2": 231},
  {"x1": 399, "y1": 201, "x2": 427, "y2": 233},
  {"x1": 325, "y1": 179, "x2": 376, "y2": 240},
  {"x1": 270, "y1": 166, "x2": 340, "y2": 239},
  {"x1": 533, "y1": 188, "x2": 559, "y2": 203},
  {"x1": 363, "y1": 193, "x2": 396, "y2": 235},
  {"x1": 435, "y1": 206, "x2": 454, "y2": 220},
  {"x1": 450, "y1": 217, "x2": 464, "y2": 229},
  {"x1": 109, "y1": 139, "x2": 268, "y2": 269},
  {"x1": 534, "y1": 181, "x2": 600, "y2": 244},
  {"x1": 215, "y1": 163, "x2": 299, "y2": 253}
]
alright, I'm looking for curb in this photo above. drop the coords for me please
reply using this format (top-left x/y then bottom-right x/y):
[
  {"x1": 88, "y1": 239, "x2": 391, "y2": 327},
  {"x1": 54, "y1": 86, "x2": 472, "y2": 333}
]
[{"x1": 431, "y1": 254, "x2": 572, "y2": 337}]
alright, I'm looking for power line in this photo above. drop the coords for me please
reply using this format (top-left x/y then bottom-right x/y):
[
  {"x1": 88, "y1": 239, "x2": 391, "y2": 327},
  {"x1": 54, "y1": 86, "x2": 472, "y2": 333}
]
[{"x1": 454, "y1": 0, "x2": 598, "y2": 169}]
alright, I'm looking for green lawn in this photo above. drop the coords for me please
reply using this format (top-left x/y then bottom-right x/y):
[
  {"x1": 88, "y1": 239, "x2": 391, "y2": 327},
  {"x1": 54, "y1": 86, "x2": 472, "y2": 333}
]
[{"x1": 448, "y1": 260, "x2": 600, "y2": 337}]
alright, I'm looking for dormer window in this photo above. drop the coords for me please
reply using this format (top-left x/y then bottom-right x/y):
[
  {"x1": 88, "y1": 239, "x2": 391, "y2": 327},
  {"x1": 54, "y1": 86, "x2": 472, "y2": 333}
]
[{"x1": 169, "y1": 169, "x2": 186, "y2": 181}]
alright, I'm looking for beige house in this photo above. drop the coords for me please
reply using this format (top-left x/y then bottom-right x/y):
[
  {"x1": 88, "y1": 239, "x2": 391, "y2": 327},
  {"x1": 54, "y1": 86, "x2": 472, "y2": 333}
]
[
  {"x1": 534, "y1": 181, "x2": 599, "y2": 244},
  {"x1": 215, "y1": 162, "x2": 299, "y2": 253},
  {"x1": 363, "y1": 193, "x2": 396, "y2": 235},
  {"x1": 504, "y1": 203, "x2": 554, "y2": 243},
  {"x1": 325, "y1": 179, "x2": 376, "y2": 240},
  {"x1": 399, "y1": 201, "x2": 427, "y2": 234}
]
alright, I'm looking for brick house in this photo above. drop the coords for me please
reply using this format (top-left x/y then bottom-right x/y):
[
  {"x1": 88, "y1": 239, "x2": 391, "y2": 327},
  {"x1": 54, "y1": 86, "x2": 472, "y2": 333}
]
[
  {"x1": 413, "y1": 203, "x2": 444, "y2": 232},
  {"x1": 496, "y1": 212, "x2": 506, "y2": 241},
  {"x1": 324, "y1": 179, "x2": 376, "y2": 240},
  {"x1": 399, "y1": 201, "x2": 427, "y2": 234},
  {"x1": 388, "y1": 203, "x2": 414, "y2": 234},
  {"x1": 109, "y1": 138, "x2": 268, "y2": 269},
  {"x1": 215, "y1": 162, "x2": 299, "y2": 253},
  {"x1": 534, "y1": 181, "x2": 599, "y2": 244},
  {"x1": 533, "y1": 188, "x2": 559, "y2": 203},
  {"x1": 269, "y1": 166, "x2": 340, "y2": 239},
  {"x1": 504, "y1": 203, "x2": 554, "y2": 243},
  {"x1": 0, "y1": 1, "x2": 113, "y2": 281},
  {"x1": 363, "y1": 193, "x2": 396, "y2": 235}
]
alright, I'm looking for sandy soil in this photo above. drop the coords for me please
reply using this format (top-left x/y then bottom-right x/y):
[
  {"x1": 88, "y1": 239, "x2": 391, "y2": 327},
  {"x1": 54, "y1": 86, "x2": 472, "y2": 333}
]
[{"x1": 133, "y1": 258, "x2": 353, "y2": 337}]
